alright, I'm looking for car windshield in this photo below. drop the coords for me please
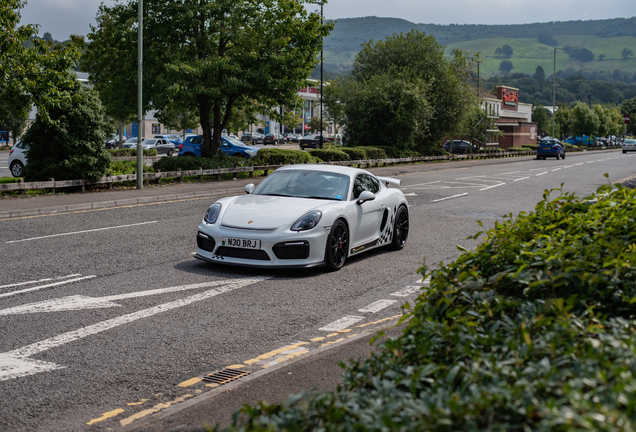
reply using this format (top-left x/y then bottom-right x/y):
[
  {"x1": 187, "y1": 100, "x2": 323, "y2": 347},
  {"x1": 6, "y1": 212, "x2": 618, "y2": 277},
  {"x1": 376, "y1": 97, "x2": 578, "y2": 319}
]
[
  {"x1": 143, "y1": 139, "x2": 157, "y2": 145},
  {"x1": 624, "y1": 139, "x2": 636, "y2": 144},
  {"x1": 253, "y1": 170, "x2": 350, "y2": 201},
  {"x1": 223, "y1": 136, "x2": 248, "y2": 147}
]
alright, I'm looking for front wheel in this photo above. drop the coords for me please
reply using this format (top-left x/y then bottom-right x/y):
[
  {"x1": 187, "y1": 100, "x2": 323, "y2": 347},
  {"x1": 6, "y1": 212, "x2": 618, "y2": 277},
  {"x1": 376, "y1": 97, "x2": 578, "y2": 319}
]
[
  {"x1": 10, "y1": 161, "x2": 24, "y2": 177},
  {"x1": 562, "y1": 152, "x2": 565, "y2": 159},
  {"x1": 325, "y1": 220, "x2": 348, "y2": 271},
  {"x1": 389, "y1": 205, "x2": 409, "y2": 250}
]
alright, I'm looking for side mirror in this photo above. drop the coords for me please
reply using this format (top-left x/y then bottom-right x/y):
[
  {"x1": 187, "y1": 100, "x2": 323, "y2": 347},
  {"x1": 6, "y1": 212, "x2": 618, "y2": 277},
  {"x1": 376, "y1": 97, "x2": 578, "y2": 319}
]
[
  {"x1": 244, "y1": 184, "x2": 255, "y2": 194},
  {"x1": 356, "y1": 190, "x2": 375, "y2": 205}
]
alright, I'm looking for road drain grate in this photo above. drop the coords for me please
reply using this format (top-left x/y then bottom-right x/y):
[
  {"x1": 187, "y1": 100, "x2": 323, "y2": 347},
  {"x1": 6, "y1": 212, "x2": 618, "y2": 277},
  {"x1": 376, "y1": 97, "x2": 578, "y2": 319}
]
[{"x1": 202, "y1": 368, "x2": 250, "y2": 385}]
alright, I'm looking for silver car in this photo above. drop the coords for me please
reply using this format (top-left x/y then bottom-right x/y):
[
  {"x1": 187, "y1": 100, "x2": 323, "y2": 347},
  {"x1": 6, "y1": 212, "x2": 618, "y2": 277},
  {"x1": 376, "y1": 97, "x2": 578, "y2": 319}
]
[
  {"x1": 8, "y1": 141, "x2": 28, "y2": 177},
  {"x1": 622, "y1": 138, "x2": 636, "y2": 154}
]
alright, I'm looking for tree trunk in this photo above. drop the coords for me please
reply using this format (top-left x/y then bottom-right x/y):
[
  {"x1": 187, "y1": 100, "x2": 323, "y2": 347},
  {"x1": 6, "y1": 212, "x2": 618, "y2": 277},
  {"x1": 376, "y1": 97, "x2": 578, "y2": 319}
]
[
  {"x1": 198, "y1": 95, "x2": 215, "y2": 156},
  {"x1": 212, "y1": 101, "x2": 222, "y2": 154},
  {"x1": 118, "y1": 118, "x2": 124, "y2": 149}
]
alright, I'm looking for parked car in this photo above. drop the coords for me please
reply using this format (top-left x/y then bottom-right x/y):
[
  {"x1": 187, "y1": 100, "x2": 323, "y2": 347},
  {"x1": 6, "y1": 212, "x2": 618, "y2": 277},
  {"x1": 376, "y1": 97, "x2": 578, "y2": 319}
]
[
  {"x1": 299, "y1": 134, "x2": 324, "y2": 150},
  {"x1": 178, "y1": 135, "x2": 258, "y2": 158},
  {"x1": 194, "y1": 164, "x2": 409, "y2": 270},
  {"x1": 240, "y1": 133, "x2": 253, "y2": 144},
  {"x1": 622, "y1": 138, "x2": 636, "y2": 153},
  {"x1": 104, "y1": 135, "x2": 125, "y2": 149},
  {"x1": 442, "y1": 140, "x2": 477, "y2": 154},
  {"x1": 536, "y1": 137, "x2": 565, "y2": 160},
  {"x1": 140, "y1": 138, "x2": 176, "y2": 156},
  {"x1": 287, "y1": 134, "x2": 301, "y2": 144},
  {"x1": 122, "y1": 137, "x2": 144, "y2": 148},
  {"x1": 154, "y1": 134, "x2": 183, "y2": 147},
  {"x1": 8, "y1": 140, "x2": 28, "y2": 177},
  {"x1": 263, "y1": 133, "x2": 285, "y2": 146}
]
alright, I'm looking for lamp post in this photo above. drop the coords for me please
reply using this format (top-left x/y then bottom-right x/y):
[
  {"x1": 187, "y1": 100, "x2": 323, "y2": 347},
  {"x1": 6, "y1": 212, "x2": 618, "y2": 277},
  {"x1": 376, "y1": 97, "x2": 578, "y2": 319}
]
[
  {"x1": 310, "y1": 1, "x2": 324, "y2": 148},
  {"x1": 136, "y1": 0, "x2": 144, "y2": 189},
  {"x1": 552, "y1": 46, "x2": 577, "y2": 138}
]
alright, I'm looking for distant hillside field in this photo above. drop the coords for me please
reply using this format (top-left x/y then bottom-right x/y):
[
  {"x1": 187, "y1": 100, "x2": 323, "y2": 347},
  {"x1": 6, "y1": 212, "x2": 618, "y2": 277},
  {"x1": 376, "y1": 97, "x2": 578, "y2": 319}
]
[{"x1": 321, "y1": 16, "x2": 636, "y2": 77}]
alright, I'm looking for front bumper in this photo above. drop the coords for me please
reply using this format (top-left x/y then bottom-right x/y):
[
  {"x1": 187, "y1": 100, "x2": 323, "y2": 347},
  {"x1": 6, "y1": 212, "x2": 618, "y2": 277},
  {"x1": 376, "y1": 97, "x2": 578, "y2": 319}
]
[{"x1": 195, "y1": 221, "x2": 329, "y2": 268}]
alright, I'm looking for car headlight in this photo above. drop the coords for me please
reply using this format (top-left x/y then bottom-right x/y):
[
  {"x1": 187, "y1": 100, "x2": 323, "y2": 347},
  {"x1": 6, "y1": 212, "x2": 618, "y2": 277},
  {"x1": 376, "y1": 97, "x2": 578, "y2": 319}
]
[
  {"x1": 291, "y1": 210, "x2": 322, "y2": 232},
  {"x1": 204, "y1": 203, "x2": 222, "y2": 224},
  {"x1": 245, "y1": 150, "x2": 256, "y2": 156}
]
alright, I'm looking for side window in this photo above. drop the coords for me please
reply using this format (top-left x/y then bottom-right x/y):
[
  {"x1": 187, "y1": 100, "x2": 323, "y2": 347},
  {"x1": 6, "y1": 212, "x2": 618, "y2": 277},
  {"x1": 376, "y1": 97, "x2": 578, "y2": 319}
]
[
  {"x1": 352, "y1": 174, "x2": 380, "y2": 199},
  {"x1": 191, "y1": 136, "x2": 203, "y2": 145}
]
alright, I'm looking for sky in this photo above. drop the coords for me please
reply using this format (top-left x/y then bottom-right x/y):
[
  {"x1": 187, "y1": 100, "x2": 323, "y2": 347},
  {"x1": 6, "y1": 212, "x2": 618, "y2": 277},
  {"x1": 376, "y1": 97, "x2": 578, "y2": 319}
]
[{"x1": 18, "y1": 0, "x2": 636, "y2": 42}]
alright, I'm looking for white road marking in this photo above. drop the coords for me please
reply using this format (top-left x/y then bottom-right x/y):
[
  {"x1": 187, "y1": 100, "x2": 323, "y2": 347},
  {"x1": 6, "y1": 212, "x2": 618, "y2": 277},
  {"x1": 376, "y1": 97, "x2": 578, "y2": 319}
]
[
  {"x1": 403, "y1": 193, "x2": 417, "y2": 196},
  {"x1": 0, "y1": 274, "x2": 82, "y2": 289},
  {"x1": 513, "y1": 177, "x2": 530, "y2": 181},
  {"x1": 552, "y1": 168, "x2": 561, "y2": 171},
  {"x1": 535, "y1": 172, "x2": 548, "y2": 176},
  {"x1": 597, "y1": 159, "x2": 605, "y2": 161},
  {"x1": 403, "y1": 181, "x2": 440, "y2": 188},
  {"x1": 431, "y1": 193, "x2": 468, "y2": 203},
  {"x1": 0, "y1": 280, "x2": 246, "y2": 315},
  {"x1": 479, "y1": 183, "x2": 505, "y2": 190},
  {"x1": 563, "y1": 166, "x2": 573, "y2": 169},
  {"x1": 0, "y1": 277, "x2": 265, "y2": 381},
  {"x1": 5, "y1": 221, "x2": 158, "y2": 244},
  {"x1": 319, "y1": 316, "x2": 364, "y2": 332},
  {"x1": 358, "y1": 299, "x2": 397, "y2": 313},
  {"x1": 574, "y1": 163, "x2": 584, "y2": 166},
  {"x1": 587, "y1": 161, "x2": 595, "y2": 163},
  {"x1": 0, "y1": 276, "x2": 96, "y2": 299},
  {"x1": 391, "y1": 286, "x2": 423, "y2": 297}
]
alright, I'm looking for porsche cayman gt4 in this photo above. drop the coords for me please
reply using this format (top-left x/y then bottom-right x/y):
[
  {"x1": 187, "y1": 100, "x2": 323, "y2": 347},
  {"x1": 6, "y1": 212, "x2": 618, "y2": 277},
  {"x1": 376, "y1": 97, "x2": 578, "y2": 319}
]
[{"x1": 195, "y1": 164, "x2": 409, "y2": 270}]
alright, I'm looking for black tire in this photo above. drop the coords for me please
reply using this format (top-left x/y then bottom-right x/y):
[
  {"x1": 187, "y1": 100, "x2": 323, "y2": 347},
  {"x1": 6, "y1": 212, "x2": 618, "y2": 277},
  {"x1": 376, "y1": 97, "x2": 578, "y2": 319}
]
[
  {"x1": 555, "y1": 153, "x2": 560, "y2": 160},
  {"x1": 624, "y1": 150, "x2": 627, "y2": 154},
  {"x1": 389, "y1": 205, "x2": 409, "y2": 250},
  {"x1": 325, "y1": 219, "x2": 348, "y2": 271},
  {"x1": 562, "y1": 152, "x2": 565, "y2": 159},
  {"x1": 10, "y1": 161, "x2": 24, "y2": 177},
  {"x1": 536, "y1": 155, "x2": 541, "y2": 160},
  {"x1": 167, "y1": 150, "x2": 173, "y2": 157}
]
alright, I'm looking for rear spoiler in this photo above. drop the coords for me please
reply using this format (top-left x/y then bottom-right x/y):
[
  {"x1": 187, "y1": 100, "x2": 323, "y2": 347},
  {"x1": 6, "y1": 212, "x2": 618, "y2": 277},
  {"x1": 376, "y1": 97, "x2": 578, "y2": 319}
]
[{"x1": 377, "y1": 176, "x2": 402, "y2": 187}]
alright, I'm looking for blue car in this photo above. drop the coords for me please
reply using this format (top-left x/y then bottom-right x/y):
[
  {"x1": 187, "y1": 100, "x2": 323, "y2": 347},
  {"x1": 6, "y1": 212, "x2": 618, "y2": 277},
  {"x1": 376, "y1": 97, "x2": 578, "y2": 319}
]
[
  {"x1": 178, "y1": 135, "x2": 259, "y2": 158},
  {"x1": 536, "y1": 137, "x2": 565, "y2": 160},
  {"x1": 154, "y1": 134, "x2": 183, "y2": 147}
]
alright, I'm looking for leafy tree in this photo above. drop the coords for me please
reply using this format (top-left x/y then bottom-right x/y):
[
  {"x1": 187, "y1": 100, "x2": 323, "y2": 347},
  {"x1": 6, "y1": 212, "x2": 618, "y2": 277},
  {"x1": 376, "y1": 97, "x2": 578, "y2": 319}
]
[
  {"x1": 90, "y1": 0, "x2": 332, "y2": 157},
  {"x1": 555, "y1": 102, "x2": 574, "y2": 137},
  {"x1": 155, "y1": 103, "x2": 200, "y2": 142},
  {"x1": 537, "y1": 33, "x2": 558, "y2": 46},
  {"x1": 338, "y1": 31, "x2": 477, "y2": 151},
  {"x1": 499, "y1": 60, "x2": 514, "y2": 74},
  {"x1": 22, "y1": 80, "x2": 113, "y2": 181},
  {"x1": 0, "y1": 0, "x2": 82, "y2": 126},
  {"x1": 501, "y1": 44, "x2": 513, "y2": 58},
  {"x1": 571, "y1": 101, "x2": 600, "y2": 137},
  {"x1": 494, "y1": 47, "x2": 503, "y2": 57},
  {"x1": 532, "y1": 104, "x2": 551, "y2": 134},
  {"x1": 622, "y1": 48, "x2": 634, "y2": 60},
  {"x1": 0, "y1": 87, "x2": 30, "y2": 144},
  {"x1": 569, "y1": 48, "x2": 594, "y2": 62},
  {"x1": 307, "y1": 115, "x2": 329, "y2": 135},
  {"x1": 533, "y1": 65, "x2": 545, "y2": 82},
  {"x1": 598, "y1": 54, "x2": 606, "y2": 61},
  {"x1": 621, "y1": 96, "x2": 636, "y2": 134}
]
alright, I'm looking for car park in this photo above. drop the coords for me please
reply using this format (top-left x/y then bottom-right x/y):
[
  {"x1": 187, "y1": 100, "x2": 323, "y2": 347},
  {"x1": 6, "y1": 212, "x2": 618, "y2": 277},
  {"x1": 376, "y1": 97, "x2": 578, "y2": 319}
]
[
  {"x1": 104, "y1": 135, "x2": 125, "y2": 149},
  {"x1": 263, "y1": 133, "x2": 285, "y2": 146},
  {"x1": 178, "y1": 135, "x2": 258, "y2": 158},
  {"x1": 8, "y1": 140, "x2": 28, "y2": 177},
  {"x1": 194, "y1": 164, "x2": 409, "y2": 270},
  {"x1": 299, "y1": 134, "x2": 324, "y2": 150},
  {"x1": 536, "y1": 137, "x2": 565, "y2": 160},
  {"x1": 141, "y1": 138, "x2": 176, "y2": 156},
  {"x1": 622, "y1": 138, "x2": 636, "y2": 153},
  {"x1": 122, "y1": 137, "x2": 144, "y2": 148},
  {"x1": 154, "y1": 134, "x2": 183, "y2": 147}
]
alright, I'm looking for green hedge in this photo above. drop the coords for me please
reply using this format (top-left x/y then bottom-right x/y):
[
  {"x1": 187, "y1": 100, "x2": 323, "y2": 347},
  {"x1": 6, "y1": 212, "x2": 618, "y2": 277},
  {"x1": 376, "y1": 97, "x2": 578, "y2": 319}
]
[
  {"x1": 152, "y1": 154, "x2": 248, "y2": 172},
  {"x1": 251, "y1": 148, "x2": 318, "y2": 166},
  {"x1": 109, "y1": 160, "x2": 155, "y2": 175},
  {"x1": 522, "y1": 144, "x2": 538, "y2": 150},
  {"x1": 108, "y1": 148, "x2": 158, "y2": 157},
  {"x1": 352, "y1": 146, "x2": 387, "y2": 159},
  {"x1": 507, "y1": 146, "x2": 525, "y2": 151},
  {"x1": 222, "y1": 184, "x2": 636, "y2": 431},
  {"x1": 339, "y1": 147, "x2": 367, "y2": 160},
  {"x1": 308, "y1": 149, "x2": 350, "y2": 162}
]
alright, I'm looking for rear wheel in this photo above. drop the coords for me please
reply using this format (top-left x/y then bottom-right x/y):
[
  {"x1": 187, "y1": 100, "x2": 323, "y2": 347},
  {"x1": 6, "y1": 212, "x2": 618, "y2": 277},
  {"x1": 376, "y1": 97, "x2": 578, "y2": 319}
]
[
  {"x1": 389, "y1": 205, "x2": 409, "y2": 250},
  {"x1": 562, "y1": 152, "x2": 565, "y2": 159},
  {"x1": 536, "y1": 154, "x2": 541, "y2": 160},
  {"x1": 555, "y1": 153, "x2": 560, "y2": 160},
  {"x1": 10, "y1": 161, "x2": 24, "y2": 177},
  {"x1": 325, "y1": 220, "x2": 348, "y2": 271}
]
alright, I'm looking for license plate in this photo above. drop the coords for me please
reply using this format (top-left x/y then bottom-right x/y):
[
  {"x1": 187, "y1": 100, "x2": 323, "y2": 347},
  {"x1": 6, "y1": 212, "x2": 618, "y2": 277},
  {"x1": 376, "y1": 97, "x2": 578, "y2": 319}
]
[{"x1": 222, "y1": 237, "x2": 261, "y2": 249}]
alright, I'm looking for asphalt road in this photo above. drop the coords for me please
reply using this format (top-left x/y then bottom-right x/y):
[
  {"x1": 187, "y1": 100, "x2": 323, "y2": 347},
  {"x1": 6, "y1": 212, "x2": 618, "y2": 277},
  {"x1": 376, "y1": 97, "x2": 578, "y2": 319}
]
[{"x1": 0, "y1": 150, "x2": 633, "y2": 431}]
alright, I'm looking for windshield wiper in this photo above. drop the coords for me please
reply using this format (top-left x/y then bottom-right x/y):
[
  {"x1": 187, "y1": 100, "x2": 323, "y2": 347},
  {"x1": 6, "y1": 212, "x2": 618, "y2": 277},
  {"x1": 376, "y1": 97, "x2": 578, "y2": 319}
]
[
  {"x1": 261, "y1": 193, "x2": 293, "y2": 197},
  {"x1": 306, "y1": 196, "x2": 341, "y2": 201}
]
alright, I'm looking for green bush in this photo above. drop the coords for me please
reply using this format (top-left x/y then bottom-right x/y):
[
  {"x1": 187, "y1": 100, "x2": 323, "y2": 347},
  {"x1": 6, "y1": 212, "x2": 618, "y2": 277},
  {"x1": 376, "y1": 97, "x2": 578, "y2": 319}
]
[
  {"x1": 108, "y1": 148, "x2": 158, "y2": 157},
  {"x1": 417, "y1": 147, "x2": 447, "y2": 156},
  {"x1": 222, "y1": 184, "x2": 636, "y2": 432},
  {"x1": 109, "y1": 160, "x2": 154, "y2": 175},
  {"x1": 251, "y1": 148, "x2": 318, "y2": 166},
  {"x1": 507, "y1": 146, "x2": 525, "y2": 151},
  {"x1": 339, "y1": 147, "x2": 367, "y2": 160},
  {"x1": 353, "y1": 146, "x2": 387, "y2": 159},
  {"x1": 308, "y1": 149, "x2": 350, "y2": 162},
  {"x1": 153, "y1": 154, "x2": 248, "y2": 172},
  {"x1": 522, "y1": 143, "x2": 538, "y2": 150}
]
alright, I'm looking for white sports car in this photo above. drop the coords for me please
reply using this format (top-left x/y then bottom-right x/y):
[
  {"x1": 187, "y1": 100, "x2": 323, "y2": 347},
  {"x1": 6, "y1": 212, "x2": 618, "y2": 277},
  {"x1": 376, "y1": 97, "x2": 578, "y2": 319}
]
[{"x1": 195, "y1": 164, "x2": 410, "y2": 270}]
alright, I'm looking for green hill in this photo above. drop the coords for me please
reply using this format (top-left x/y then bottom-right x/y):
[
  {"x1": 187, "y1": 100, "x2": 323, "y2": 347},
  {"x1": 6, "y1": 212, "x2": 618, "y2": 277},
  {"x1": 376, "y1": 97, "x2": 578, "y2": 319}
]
[{"x1": 321, "y1": 16, "x2": 636, "y2": 78}]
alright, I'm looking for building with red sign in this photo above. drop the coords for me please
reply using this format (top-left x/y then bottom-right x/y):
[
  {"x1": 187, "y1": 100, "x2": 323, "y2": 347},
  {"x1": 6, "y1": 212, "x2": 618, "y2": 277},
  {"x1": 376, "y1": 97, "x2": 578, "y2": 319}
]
[{"x1": 482, "y1": 86, "x2": 538, "y2": 149}]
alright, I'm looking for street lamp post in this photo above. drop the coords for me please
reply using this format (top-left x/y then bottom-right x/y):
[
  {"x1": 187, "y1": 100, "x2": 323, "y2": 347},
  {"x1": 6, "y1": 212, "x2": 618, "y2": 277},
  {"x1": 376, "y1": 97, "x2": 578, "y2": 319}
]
[
  {"x1": 310, "y1": 1, "x2": 325, "y2": 148},
  {"x1": 552, "y1": 46, "x2": 577, "y2": 138},
  {"x1": 136, "y1": 0, "x2": 144, "y2": 189}
]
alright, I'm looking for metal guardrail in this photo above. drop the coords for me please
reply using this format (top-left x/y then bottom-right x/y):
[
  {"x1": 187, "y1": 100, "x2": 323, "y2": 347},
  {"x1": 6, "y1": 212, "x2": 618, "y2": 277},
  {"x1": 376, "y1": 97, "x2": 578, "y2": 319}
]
[{"x1": 0, "y1": 150, "x2": 540, "y2": 194}]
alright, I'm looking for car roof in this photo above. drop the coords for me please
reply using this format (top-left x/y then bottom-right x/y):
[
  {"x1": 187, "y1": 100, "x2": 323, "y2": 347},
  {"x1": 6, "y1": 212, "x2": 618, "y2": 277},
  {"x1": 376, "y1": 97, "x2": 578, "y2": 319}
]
[{"x1": 277, "y1": 164, "x2": 374, "y2": 178}]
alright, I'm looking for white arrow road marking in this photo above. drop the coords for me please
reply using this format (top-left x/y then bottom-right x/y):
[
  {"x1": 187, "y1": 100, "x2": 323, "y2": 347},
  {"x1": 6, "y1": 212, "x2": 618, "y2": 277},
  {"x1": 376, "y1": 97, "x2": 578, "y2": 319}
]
[
  {"x1": 0, "y1": 277, "x2": 266, "y2": 381},
  {"x1": 0, "y1": 274, "x2": 82, "y2": 289},
  {"x1": 391, "y1": 286, "x2": 424, "y2": 297},
  {"x1": 0, "y1": 280, "x2": 249, "y2": 315},
  {"x1": 0, "y1": 275, "x2": 96, "y2": 299},
  {"x1": 5, "y1": 221, "x2": 157, "y2": 244},
  {"x1": 358, "y1": 299, "x2": 397, "y2": 313}
]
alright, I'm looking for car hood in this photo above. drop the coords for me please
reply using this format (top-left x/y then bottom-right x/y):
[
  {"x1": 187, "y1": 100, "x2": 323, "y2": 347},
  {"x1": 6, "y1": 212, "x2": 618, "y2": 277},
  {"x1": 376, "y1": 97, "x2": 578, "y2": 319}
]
[{"x1": 221, "y1": 195, "x2": 330, "y2": 230}]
